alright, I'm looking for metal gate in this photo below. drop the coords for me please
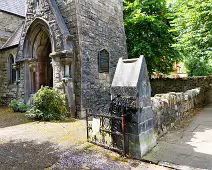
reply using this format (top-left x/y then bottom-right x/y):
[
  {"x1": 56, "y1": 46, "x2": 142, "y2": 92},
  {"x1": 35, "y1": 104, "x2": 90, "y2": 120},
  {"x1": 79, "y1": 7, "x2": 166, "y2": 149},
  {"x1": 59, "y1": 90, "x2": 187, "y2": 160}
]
[
  {"x1": 86, "y1": 96, "x2": 137, "y2": 156},
  {"x1": 86, "y1": 96, "x2": 126, "y2": 155}
]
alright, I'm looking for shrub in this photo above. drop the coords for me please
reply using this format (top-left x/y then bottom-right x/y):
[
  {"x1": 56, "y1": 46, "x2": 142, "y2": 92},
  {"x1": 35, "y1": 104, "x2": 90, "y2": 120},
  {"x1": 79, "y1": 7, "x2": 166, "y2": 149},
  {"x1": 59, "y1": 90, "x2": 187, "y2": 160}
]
[
  {"x1": 18, "y1": 102, "x2": 29, "y2": 113},
  {"x1": 32, "y1": 86, "x2": 68, "y2": 121},
  {"x1": 9, "y1": 99, "x2": 29, "y2": 112},
  {"x1": 9, "y1": 99, "x2": 19, "y2": 112},
  {"x1": 25, "y1": 106, "x2": 44, "y2": 120}
]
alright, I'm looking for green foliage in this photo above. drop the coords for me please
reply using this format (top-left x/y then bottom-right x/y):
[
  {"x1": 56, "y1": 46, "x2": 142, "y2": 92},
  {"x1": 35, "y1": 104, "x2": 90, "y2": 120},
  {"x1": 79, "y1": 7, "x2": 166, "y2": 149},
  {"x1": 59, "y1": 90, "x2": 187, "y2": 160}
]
[
  {"x1": 184, "y1": 57, "x2": 212, "y2": 76},
  {"x1": 18, "y1": 102, "x2": 29, "y2": 113},
  {"x1": 9, "y1": 99, "x2": 19, "y2": 112},
  {"x1": 31, "y1": 86, "x2": 68, "y2": 121},
  {"x1": 124, "y1": 0, "x2": 181, "y2": 74},
  {"x1": 25, "y1": 107, "x2": 44, "y2": 120},
  {"x1": 171, "y1": 0, "x2": 212, "y2": 76},
  {"x1": 9, "y1": 99, "x2": 29, "y2": 113}
]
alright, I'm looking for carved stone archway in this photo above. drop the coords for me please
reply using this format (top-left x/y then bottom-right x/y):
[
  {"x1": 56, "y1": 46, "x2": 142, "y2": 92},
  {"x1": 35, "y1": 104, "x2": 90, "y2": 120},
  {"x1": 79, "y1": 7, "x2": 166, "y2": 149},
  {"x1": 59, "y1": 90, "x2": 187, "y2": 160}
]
[
  {"x1": 23, "y1": 18, "x2": 54, "y2": 101},
  {"x1": 21, "y1": 17, "x2": 76, "y2": 116},
  {"x1": 31, "y1": 30, "x2": 52, "y2": 93}
]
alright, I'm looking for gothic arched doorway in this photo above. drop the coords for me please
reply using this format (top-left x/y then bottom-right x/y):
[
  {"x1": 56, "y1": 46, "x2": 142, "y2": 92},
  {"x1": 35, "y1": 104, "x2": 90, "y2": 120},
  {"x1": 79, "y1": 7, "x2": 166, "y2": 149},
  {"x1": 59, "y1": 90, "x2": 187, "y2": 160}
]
[
  {"x1": 23, "y1": 19, "x2": 54, "y2": 102},
  {"x1": 22, "y1": 17, "x2": 76, "y2": 116},
  {"x1": 31, "y1": 30, "x2": 53, "y2": 93}
]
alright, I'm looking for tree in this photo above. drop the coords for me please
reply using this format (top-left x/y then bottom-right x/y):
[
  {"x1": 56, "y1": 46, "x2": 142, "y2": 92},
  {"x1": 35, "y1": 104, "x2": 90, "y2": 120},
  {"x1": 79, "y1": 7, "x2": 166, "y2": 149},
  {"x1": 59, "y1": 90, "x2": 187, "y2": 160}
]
[
  {"x1": 171, "y1": 0, "x2": 212, "y2": 76},
  {"x1": 185, "y1": 57, "x2": 212, "y2": 76},
  {"x1": 124, "y1": 0, "x2": 180, "y2": 74}
]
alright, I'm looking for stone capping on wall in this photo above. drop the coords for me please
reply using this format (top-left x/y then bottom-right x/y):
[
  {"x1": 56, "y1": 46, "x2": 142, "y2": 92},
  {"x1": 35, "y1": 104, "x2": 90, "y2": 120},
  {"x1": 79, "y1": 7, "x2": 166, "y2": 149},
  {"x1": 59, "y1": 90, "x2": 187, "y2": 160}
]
[{"x1": 151, "y1": 80, "x2": 212, "y2": 138}]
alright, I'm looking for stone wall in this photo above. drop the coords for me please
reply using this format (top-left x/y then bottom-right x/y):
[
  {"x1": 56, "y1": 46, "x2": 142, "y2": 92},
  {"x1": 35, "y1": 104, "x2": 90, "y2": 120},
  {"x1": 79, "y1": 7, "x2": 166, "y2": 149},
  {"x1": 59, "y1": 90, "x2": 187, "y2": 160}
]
[
  {"x1": 151, "y1": 76, "x2": 212, "y2": 96},
  {"x1": 151, "y1": 76, "x2": 212, "y2": 138},
  {"x1": 38, "y1": 0, "x2": 127, "y2": 117},
  {"x1": 0, "y1": 0, "x2": 127, "y2": 118},
  {"x1": 76, "y1": 0, "x2": 128, "y2": 117},
  {"x1": 0, "y1": 11, "x2": 24, "y2": 47},
  {"x1": 0, "y1": 48, "x2": 22, "y2": 105},
  {"x1": 56, "y1": 0, "x2": 82, "y2": 117}
]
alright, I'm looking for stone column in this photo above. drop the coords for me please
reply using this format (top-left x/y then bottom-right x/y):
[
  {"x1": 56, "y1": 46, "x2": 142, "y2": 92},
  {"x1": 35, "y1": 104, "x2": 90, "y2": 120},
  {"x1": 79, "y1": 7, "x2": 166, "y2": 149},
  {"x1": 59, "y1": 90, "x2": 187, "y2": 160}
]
[
  {"x1": 50, "y1": 55, "x2": 61, "y2": 89},
  {"x1": 50, "y1": 50, "x2": 76, "y2": 116},
  {"x1": 29, "y1": 60, "x2": 37, "y2": 93}
]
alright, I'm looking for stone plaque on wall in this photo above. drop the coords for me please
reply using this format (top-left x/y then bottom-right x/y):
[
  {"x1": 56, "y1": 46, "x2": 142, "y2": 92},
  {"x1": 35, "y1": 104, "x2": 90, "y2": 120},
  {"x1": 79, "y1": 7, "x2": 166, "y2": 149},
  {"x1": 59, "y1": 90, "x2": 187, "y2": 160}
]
[{"x1": 98, "y1": 49, "x2": 109, "y2": 73}]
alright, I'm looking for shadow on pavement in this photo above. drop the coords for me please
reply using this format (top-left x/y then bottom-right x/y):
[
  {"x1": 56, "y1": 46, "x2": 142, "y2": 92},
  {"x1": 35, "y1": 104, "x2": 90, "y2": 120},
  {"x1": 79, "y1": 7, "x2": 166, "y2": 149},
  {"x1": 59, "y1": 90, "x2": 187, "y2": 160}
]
[{"x1": 0, "y1": 140, "x2": 61, "y2": 169}]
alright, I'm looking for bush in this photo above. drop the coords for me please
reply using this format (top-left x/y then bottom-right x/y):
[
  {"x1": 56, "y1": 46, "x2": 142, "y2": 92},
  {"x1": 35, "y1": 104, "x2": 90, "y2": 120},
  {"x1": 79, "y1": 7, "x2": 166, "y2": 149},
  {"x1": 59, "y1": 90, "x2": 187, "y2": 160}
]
[
  {"x1": 9, "y1": 99, "x2": 19, "y2": 112},
  {"x1": 185, "y1": 57, "x2": 212, "y2": 76},
  {"x1": 9, "y1": 99, "x2": 29, "y2": 112},
  {"x1": 18, "y1": 102, "x2": 29, "y2": 113},
  {"x1": 31, "y1": 86, "x2": 68, "y2": 121},
  {"x1": 25, "y1": 107, "x2": 44, "y2": 120}
]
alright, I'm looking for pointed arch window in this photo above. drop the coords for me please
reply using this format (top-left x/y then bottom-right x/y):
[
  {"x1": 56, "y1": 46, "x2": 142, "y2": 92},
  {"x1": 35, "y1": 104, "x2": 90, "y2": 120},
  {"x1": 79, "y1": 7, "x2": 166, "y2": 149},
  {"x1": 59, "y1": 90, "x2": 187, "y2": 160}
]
[{"x1": 8, "y1": 55, "x2": 16, "y2": 84}]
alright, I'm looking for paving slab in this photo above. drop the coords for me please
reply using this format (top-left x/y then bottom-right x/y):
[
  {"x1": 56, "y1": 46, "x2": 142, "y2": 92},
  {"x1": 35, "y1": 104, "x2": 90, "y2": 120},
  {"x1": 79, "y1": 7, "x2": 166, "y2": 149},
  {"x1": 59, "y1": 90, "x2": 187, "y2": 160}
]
[{"x1": 143, "y1": 103, "x2": 212, "y2": 170}]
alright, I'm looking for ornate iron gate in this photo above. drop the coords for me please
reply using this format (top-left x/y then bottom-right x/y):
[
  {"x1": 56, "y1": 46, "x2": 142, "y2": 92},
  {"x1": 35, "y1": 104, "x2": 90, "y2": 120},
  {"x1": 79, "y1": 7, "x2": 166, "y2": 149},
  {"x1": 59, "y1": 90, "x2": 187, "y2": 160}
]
[
  {"x1": 86, "y1": 96, "x2": 137, "y2": 156},
  {"x1": 86, "y1": 96, "x2": 126, "y2": 155}
]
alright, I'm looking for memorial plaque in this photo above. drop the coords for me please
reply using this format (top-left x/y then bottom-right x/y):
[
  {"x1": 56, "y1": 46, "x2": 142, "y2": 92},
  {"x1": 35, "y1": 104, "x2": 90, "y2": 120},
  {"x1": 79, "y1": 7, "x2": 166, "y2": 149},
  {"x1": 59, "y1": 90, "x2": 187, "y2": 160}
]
[{"x1": 98, "y1": 49, "x2": 109, "y2": 73}]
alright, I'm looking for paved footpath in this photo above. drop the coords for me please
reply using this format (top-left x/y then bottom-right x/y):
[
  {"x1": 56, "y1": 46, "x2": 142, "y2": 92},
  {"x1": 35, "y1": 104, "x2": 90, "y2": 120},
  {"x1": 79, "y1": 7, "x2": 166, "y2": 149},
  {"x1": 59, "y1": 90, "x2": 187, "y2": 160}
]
[{"x1": 143, "y1": 102, "x2": 212, "y2": 170}]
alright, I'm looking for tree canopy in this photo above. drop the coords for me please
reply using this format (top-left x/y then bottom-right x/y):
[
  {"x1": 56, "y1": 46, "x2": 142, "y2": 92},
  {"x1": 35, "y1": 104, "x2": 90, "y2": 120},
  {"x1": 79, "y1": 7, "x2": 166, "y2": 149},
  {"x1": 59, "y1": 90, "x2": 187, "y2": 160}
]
[
  {"x1": 124, "y1": 0, "x2": 180, "y2": 74},
  {"x1": 171, "y1": 0, "x2": 212, "y2": 76}
]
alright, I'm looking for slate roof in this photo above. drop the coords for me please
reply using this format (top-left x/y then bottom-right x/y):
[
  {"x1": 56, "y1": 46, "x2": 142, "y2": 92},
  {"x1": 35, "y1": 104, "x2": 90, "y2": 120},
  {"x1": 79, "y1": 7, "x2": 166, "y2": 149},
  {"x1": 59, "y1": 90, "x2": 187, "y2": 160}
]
[
  {"x1": 0, "y1": 25, "x2": 23, "y2": 50},
  {"x1": 0, "y1": 0, "x2": 26, "y2": 17}
]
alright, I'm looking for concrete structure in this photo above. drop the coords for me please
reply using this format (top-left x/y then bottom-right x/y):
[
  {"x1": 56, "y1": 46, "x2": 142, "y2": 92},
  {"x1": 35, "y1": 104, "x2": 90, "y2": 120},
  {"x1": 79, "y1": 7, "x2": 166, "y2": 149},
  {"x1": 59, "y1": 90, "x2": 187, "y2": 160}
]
[
  {"x1": 111, "y1": 56, "x2": 156, "y2": 159},
  {"x1": 0, "y1": 0, "x2": 127, "y2": 118}
]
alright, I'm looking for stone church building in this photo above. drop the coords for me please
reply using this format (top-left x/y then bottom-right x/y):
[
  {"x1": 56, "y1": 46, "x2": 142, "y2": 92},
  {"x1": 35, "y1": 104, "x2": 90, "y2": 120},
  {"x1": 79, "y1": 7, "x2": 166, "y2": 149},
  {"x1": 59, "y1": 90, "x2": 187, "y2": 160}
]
[{"x1": 0, "y1": 0, "x2": 127, "y2": 118}]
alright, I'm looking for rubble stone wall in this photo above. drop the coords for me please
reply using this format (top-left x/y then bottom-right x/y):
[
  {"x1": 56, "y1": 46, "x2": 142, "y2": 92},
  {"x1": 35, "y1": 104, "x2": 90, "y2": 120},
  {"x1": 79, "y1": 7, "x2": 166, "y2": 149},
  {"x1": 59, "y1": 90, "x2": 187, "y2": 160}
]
[
  {"x1": 0, "y1": 0, "x2": 127, "y2": 118},
  {"x1": 75, "y1": 0, "x2": 128, "y2": 117},
  {"x1": 0, "y1": 48, "x2": 22, "y2": 105},
  {"x1": 151, "y1": 76, "x2": 212, "y2": 137},
  {"x1": 151, "y1": 76, "x2": 212, "y2": 96},
  {"x1": 56, "y1": 0, "x2": 81, "y2": 116},
  {"x1": 56, "y1": 0, "x2": 128, "y2": 117}
]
